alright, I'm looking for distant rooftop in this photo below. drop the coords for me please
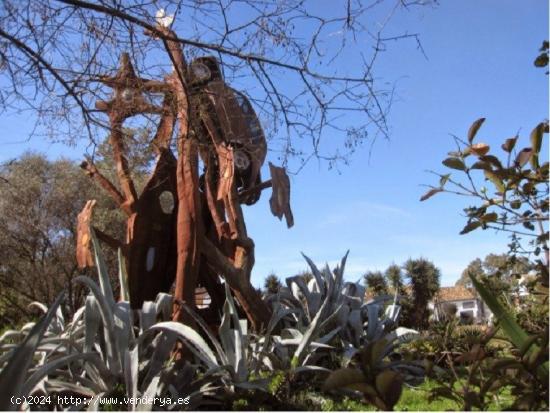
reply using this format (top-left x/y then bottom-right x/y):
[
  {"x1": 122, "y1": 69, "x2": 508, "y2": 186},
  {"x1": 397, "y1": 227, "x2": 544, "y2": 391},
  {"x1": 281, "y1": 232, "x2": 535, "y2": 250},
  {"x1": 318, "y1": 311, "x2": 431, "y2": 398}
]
[
  {"x1": 435, "y1": 286, "x2": 475, "y2": 302},
  {"x1": 364, "y1": 285, "x2": 476, "y2": 302}
]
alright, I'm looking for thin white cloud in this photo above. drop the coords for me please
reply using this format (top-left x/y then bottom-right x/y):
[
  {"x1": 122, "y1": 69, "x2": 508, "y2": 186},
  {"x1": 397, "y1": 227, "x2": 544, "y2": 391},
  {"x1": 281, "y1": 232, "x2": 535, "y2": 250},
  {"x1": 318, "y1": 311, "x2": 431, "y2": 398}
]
[{"x1": 320, "y1": 200, "x2": 412, "y2": 227}]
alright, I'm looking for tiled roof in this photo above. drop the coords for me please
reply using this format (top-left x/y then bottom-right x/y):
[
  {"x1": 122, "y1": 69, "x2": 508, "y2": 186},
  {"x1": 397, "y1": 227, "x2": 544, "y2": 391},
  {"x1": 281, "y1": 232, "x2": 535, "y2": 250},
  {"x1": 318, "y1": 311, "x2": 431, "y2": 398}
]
[
  {"x1": 436, "y1": 286, "x2": 475, "y2": 302},
  {"x1": 364, "y1": 285, "x2": 476, "y2": 303}
]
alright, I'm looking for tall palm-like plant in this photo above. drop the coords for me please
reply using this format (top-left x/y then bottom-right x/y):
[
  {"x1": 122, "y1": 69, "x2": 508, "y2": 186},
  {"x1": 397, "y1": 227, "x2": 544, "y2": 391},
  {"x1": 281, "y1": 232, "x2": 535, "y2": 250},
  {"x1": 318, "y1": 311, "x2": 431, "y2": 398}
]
[
  {"x1": 264, "y1": 274, "x2": 283, "y2": 295},
  {"x1": 385, "y1": 264, "x2": 405, "y2": 295},
  {"x1": 403, "y1": 258, "x2": 440, "y2": 330},
  {"x1": 363, "y1": 271, "x2": 388, "y2": 296}
]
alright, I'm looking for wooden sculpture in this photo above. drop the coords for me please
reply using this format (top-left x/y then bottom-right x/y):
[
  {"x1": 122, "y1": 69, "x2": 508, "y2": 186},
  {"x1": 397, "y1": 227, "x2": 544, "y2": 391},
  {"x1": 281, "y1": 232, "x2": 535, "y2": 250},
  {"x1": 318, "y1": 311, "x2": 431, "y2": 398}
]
[{"x1": 76, "y1": 23, "x2": 294, "y2": 332}]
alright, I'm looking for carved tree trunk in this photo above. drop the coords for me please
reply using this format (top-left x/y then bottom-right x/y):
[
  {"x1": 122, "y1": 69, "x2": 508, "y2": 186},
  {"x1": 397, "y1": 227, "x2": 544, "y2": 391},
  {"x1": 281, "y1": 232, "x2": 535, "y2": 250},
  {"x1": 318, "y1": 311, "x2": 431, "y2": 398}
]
[
  {"x1": 161, "y1": 29, "x2": 272, "y2": 330},
  {"x1": 172, "y1": 136, "x2": 201, "y2": 323}
]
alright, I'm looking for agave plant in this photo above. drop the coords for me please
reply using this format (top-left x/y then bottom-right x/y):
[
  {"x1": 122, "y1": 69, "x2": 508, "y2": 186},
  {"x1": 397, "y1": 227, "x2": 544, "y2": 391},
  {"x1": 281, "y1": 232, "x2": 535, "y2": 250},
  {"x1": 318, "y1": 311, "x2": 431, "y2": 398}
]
[
  {"x1": 0, "y1": 229, "x2": 332, "y2": 410},
  {"x1": 257, "y1": 253, "x2": 423, "y2": 409},
  {"x1": 173, "y1": 283, "x2": 272, "y2": 393},
  {"x1": 0, "y1": 229, "x2": 216, "y2": 410},
  {"x1": 1, "y1": 234, "x2": 422, "y2": 410},
  {"x1": 264, "y1": 252, "x2": 418, "y2": 366}
]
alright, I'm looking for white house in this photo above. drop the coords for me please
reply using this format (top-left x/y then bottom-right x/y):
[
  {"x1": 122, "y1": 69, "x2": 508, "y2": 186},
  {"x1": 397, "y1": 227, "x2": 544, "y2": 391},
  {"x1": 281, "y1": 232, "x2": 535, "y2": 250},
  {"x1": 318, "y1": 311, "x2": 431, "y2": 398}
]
[{"x1": 430, "y1": 286, "x2": 492, "y2": 324}]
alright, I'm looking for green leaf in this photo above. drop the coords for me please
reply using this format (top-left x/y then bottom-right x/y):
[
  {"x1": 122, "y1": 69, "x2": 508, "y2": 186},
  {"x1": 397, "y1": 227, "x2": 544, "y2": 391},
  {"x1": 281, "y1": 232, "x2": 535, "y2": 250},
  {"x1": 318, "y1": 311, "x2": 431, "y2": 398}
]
[
  {"x1": 522, "y1": 221, "x2": 535, "y2": 231},
  {"x1": 137, "y1": 376, "x2": 161, "y2": 411},
  {"x1": 460, "y1": 221, "x2": 481, "y2": 235},
  {"x1": 468, "y1": 118, "x2": 486, "y2": 143},
  {"x1": 420, "y1": 187, "x2": 442, "y2": 202},
  {"x1": 375, "y1": 370, "x2": 403, "y2": 410},
  {"x1": 484, "y1": 170, "x2": 505, "y2": 193},
  {"x1": 534, "y1": 54, "x2": 549, "y2": 68},
  {"x1": 222, "y1": 283, "x2": 246, "y2": 381},
  {"x1": 294, "y1": 289, "x2": 330, "y2": 366},
  {"x1": 182, "y1": 302, "x2": 228, "y2": 367},
  {"x1": 84, "y1": 295, "x2": 101, "y2": 354},
  {"x1": 519, "y1": 334, "x2": 541, "y2": 357},
  {"x1": 479, "y1": 155, "x2": 503, "y2": 170},
  {"x1": 293, "y1": 365, "x2": 331, "y2": 374},
  {"x1": 75, "y1": 276, "x2": 120, "y2": 373},
  {"x1": 480, "y1": 212, "x2": 498, "y2": 223},
  {"x1": 501, "y1": 136, "x2": 518, "y2": 153},
  {"x1": 515, "y1": 148, "x2": 533, "y2": 168},
  {"x1": 530, "y1": 122, "x2": 546, "y2": 154},
  {"x1": 470, "y1": 161, "x2": 492, "y2": 171},
  {"x1": 430, "y1": 386, "x2": 460, "y2": 403},
  {"x1": 442, "y1": 157, "x2": 466, "y2": 171},
  {"x1": 469, "y1": 276, "x2": 529, "y2": 349},
  {"x1": 468, "y1": 274, "x2": 548, "y2": 382},
  {"x1": 529, "y1": 122, "x2": 547, "y2": 169},
  {"x1": 124, "y1": 347, "x2": 139, "y2": 409},
  {"x1": 439, "y1": 174, "x2": 451, "y2": 187},
  {"x1": 370, "y1": 338, "x2": 389, "y2": 365},
  {"x1": 323, "y1": 368, "x2": 365, "y2": 391},
  {"x1": 490, "y1": 358, "x2": 523, "y2": 372},
  {"x1": 345, "y1": 382, "x2": 378, "y2": 398},
  {"x1": 301, "y1": 253, "x2": 327, "y2": 297}
]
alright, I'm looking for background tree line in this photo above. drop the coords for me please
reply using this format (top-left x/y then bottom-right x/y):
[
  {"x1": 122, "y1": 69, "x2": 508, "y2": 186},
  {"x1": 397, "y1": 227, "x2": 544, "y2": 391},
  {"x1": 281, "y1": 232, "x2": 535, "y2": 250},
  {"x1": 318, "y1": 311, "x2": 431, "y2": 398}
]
[
  {"x1": 263, "y1": 257, "x2": 441, "y2": 331},
  {"x1": 0, "y1": 130, "x2": 152, "y2": 327},
  {"x1": 363, "y1": 259, "x2": 440, "y2": 330}
]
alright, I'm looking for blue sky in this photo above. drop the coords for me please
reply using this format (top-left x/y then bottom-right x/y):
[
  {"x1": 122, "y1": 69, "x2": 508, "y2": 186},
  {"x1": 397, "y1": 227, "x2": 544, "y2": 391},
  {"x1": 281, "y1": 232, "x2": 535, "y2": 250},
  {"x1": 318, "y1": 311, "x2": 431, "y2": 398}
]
[
  {"x1": 247, "y1": 0, "x2": 549, "y2": 287},
  {"x1": 0, "y1": 1, "x2": 548, "y2": 287}
]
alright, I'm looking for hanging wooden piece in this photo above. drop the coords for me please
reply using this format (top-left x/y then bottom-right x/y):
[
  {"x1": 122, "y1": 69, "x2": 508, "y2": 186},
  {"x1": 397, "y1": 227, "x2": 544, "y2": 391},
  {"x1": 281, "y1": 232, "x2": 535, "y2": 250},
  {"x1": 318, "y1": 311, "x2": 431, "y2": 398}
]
[
  {"x1": 269, "y1": 162, "x2": 294, "y2": 228},
  {"x1": 76, "y1": 200, "x2": 97, "y2": 269}
]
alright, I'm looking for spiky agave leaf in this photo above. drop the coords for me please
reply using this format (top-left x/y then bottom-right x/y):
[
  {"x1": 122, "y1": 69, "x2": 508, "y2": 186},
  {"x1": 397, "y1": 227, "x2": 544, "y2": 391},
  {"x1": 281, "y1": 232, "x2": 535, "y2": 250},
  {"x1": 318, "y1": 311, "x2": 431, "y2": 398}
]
[
  {"x1": 75, "y1": 276, "x2": 120, "y2": 374},
  {"x1": 181, "y1": 302, "x2": 228, "y2": 367},
  {"x1": 89, "y1": 227, "x2": 116, "y2": 310},
  {"x1": 20, "y1": 353, "x2": 108, "y2": 398},
  {"x1": 124, "y1": 346, "x2": 139, "y2": 411},
  {"x1": 0, "y1": 293, "x2": 64, "y2": 410},
  {"x1": 141, "y1": 322, "x2": 219, "y2": 369},
  {"x1": 118, "y1": 247, "x2": 130, "y2": 302},
  {"x1": 219, "y1": 283, "x2": 247, "y2": 382},
  {"x1": 84, "y1": 295, "x2": 101, "y2": 354},
  {"x1": 301, "y1": 253, "x2": 327, "y2": 296},
  {"x1": 292, "y1": 291, "x2": 331, "y2": 367}
]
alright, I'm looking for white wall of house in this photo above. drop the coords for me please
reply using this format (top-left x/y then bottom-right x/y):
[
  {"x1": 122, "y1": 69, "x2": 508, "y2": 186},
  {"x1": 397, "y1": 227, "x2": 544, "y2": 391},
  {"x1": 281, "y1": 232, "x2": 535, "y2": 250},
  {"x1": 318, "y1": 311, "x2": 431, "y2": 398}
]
[
  {"x1": 430, "y1": 298, "x2": 492, "y2": 323},
  {"x1": 451, "y1": 299, "x2": 479, "y2": 320}
]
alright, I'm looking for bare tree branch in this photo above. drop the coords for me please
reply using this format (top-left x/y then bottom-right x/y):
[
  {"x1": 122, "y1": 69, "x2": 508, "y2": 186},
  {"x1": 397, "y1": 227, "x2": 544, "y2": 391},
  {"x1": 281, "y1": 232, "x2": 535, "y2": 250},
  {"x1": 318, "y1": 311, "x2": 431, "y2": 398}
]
[{"x1": 0, "y1": 0, "x2": 433, "y2": 169}]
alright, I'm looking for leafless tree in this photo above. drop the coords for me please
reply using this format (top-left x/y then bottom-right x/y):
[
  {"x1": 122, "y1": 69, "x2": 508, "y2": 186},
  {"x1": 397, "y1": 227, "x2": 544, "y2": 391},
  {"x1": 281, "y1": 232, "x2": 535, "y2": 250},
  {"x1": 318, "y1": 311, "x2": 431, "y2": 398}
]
[{"x1": 0, "y1": 0, "x2": 432, "y2": 170}]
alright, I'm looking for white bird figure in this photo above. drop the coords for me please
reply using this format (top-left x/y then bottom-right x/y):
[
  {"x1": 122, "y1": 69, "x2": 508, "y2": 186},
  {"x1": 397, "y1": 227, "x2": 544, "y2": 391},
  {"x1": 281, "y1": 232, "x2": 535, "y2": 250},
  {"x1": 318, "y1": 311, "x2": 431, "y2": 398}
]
[{"x1": 155, "y1": 8, "x2": 174, "y2": 28}]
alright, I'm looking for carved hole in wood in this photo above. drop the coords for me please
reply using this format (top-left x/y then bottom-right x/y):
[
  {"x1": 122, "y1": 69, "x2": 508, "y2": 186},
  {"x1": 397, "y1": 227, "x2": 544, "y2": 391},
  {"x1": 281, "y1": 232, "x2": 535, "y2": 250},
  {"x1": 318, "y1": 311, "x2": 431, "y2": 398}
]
[
  {"x1": 121, "y1": 88, "x2": 135, "y2": 102},
  {"x1": 159, "y1": 190, "x2": 175, "y2": 214},
  {"x1": 234, "y1": 149, "x2": 250, "y2": 171},
  {"x1": 146, "y1": 247, "x2": 156, "y2": 272}
]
